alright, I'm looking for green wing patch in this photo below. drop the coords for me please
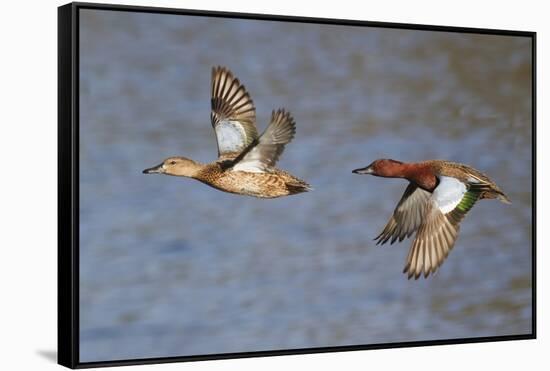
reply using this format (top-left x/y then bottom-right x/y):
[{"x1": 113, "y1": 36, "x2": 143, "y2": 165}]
[
  {"x1": 456, "y1": 189, "x2": 480, "y2": 213},
  {"x1": 447, "y1": 184, "x2": 486, "y2": 224}
]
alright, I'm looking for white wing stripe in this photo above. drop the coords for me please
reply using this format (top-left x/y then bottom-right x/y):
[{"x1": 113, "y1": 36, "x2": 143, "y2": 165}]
[
  {"x1": 232, "y1": 161, "x2": 265, "y2": 173},
  {"x1": 215, "y1": 121, "x2": 247, "y2": 153},
  {"x1": 433, "y1": 176, "x2": 467, "y2": 214}
]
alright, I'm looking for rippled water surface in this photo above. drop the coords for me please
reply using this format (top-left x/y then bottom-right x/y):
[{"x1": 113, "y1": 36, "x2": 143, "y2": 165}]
[{"x1": 78, "y1": 9, "x2": 533, "y2": 362}]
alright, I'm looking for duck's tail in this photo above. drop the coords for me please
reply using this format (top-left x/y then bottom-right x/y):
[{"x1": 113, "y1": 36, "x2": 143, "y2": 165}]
[
  {"x1": 286, "y1": 179, "x2": 313, "y2": 195},
  {"x1": 480, "y1": 188, "x2": 511, "y2": 204},
  {"x1": 496, "y1": 192, "x2": 512, "y2": 204}
]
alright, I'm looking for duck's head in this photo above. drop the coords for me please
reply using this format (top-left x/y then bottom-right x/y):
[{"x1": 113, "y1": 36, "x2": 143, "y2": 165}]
[
  {"x1": 142, "y1": 157, "x2": 201, "y2": 177},
  {"x1": 352, "y1": 159, "x2": 404, "y2": 177}
]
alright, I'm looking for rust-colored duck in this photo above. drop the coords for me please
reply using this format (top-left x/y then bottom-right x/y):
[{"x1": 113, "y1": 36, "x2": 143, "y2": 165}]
[
  {"x1": 352, "y1": 159, "x2": 511, "y2": 279},
  {"x1": 143, "y1": 66, "x2": 311, "y2": 198}
]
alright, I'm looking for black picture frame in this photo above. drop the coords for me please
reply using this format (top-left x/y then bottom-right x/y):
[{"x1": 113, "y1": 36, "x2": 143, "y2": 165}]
[{"x1": 58, "y1": 2, "x2": 537, "y2": 368}]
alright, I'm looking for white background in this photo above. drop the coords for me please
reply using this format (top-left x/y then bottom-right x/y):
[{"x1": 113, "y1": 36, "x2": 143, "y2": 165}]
[{"x1": 0, "y1": 0, "x2": 546, "y2": 369}]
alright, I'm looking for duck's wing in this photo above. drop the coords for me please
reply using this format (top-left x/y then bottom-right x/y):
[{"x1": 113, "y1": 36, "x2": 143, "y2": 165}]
[
  {"x1": 230, "y1": 109, "x2": 296, "y2": 173},
  {"x1": 375, "y1": 183, "x2": 432, "y2": 245},
  {"x1": 403, "y1": 176, "x2": 488, "y2": 279},
  {"x1": 211, "y1": 66, "x2": 258, "y2": 158},
  {"x1": 437, "y1": 161, "x2": 511, "y2": 203}
]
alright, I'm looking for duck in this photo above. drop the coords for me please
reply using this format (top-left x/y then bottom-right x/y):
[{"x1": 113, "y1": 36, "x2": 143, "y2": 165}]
[
  {"x1": 352, "y1": 159, "x2": 511, "y2": 279},
  {"x1": 143, "y1": 66, "x2": 311, "y2": 199}
]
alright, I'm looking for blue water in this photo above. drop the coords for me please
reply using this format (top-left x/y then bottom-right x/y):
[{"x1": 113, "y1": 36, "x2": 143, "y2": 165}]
[{"x1": 78, "y1": 9, "x2": 533, "y2": 362}]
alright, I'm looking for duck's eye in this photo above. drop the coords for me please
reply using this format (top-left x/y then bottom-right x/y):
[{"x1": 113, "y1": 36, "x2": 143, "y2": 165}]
[{"x1": 170, "y1": 161, "x2": 176, "y2": 165}]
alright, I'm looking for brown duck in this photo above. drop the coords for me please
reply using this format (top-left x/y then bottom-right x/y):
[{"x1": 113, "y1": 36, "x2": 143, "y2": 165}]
[
  {"x1": 352, "y1": 159, "x2": 511, "y2": 279},
  {"x1": 143, "y1": 66, "x2": 311, "y2": 198}
]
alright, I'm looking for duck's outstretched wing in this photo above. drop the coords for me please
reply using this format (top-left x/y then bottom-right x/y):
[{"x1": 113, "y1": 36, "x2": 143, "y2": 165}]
[
  {"x1": 211, "y1": 66, "x2": 258, "y2": 158},
  {"x1": 403, "y1": 176, "x2": 488, "y2": 279},
  {"x1": 375, "y1": 183, "x2": 431, "y2": 245},
  {"x1": 231, "y1": 109, "x2": 296, "y2": 173}
]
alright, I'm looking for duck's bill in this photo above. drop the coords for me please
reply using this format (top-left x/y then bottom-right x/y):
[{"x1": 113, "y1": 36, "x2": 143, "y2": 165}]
[
  {"x1": 142, "y1": 163, "x2": 164, "y2": 174},
  {"x1": 352, "y1": 166, "x2": 373, "y2": 175}
]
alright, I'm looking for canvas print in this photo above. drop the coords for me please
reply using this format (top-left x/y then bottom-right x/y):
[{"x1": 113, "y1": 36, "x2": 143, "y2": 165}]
[{"x1": 71, "y1": 5, "x2": 534, "y2": 365}]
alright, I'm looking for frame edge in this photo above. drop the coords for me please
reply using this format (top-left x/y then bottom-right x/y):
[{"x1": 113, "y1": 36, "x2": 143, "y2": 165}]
[
  {"x1": 58, "y1": 2, "x2": 78, "y2": 369},
  {"x1": 71, "y1": 1, "x2": 535, "y2": 36}
]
